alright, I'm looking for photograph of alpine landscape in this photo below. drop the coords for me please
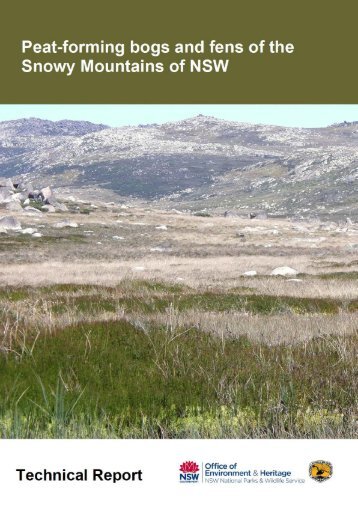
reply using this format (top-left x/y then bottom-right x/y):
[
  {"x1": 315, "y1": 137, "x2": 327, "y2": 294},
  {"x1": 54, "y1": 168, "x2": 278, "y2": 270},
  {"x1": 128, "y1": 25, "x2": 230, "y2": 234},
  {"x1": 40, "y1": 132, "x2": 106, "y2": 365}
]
[{"x1": 0, "y1": 105, "x2": 357, "y2": 439}]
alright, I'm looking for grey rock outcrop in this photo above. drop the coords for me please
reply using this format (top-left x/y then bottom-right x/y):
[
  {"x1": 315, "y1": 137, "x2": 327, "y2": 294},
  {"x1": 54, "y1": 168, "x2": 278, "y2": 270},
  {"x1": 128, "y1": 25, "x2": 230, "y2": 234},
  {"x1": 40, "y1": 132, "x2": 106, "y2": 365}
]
[
  {"x1": 55, "y1": 202, "x2": 69, "y2": 212},
  {"x1": 11, "y1": 192, "x2": 25, "y2": 202},
  {"x1": 40, "y1": 193, "x2": 68, "y2": 212},
  {"x1": 270, "y1": 266, "x2": 298, "y2": 277},
  {"x1": 0, "y1": 187, "x2": 12, "y2": 204},
  {"x1": 21, "y1": 227, "x2": 37, "y2": 235},
  {"x1": 0, "y1": 216, "x2": 22, "y2": 230},
  {"x1": 0, "y1": 178, "x2": 15, "y2": 189},
  {"x1": 39, "y1": 186, "x2": 52, "y2": 202},
  {"x1": 249, "y1": 211, "x2": 268, "y2": 220},
  {"x1": 53, "y1": 219, "x2": 78, "y2": 228},
  {"x1": 42, "y1": 204, "x2": 56, "y2": 213},
  {"x1": 24, "y1": 205, "x2": 42, "y2": 214},
  {"x1": 243, "y1": 270, "x2": 257, "y2": 276},
  {"x1": 5, "y1": 201, "x2": 23, "y2": 213},
  {"x1": 257, "y1": 212, "x2": 268, "y2": 220}
]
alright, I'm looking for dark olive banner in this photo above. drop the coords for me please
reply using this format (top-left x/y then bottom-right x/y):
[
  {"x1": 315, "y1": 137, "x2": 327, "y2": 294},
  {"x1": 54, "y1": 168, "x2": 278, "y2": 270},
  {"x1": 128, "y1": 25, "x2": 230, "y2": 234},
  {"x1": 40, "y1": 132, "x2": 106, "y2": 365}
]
[{"x1": 1, "y1": 0, "x2": 357, "y2": 103}]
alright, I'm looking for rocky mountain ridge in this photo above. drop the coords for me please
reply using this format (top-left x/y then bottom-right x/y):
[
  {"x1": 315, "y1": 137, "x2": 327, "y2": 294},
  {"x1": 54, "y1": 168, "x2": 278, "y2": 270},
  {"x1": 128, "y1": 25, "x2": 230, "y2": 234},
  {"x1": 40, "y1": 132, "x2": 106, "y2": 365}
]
[{"x1": 0, "y1": 115, "x2": 356, "y2": 219}]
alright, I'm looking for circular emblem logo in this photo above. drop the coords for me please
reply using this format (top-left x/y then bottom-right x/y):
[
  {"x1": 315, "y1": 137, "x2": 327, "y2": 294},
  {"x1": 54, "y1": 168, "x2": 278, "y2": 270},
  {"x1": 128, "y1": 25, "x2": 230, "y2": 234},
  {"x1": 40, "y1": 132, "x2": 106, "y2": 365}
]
[{"x1": 309, "y1": 461, "x2": 333, "y2": 482}]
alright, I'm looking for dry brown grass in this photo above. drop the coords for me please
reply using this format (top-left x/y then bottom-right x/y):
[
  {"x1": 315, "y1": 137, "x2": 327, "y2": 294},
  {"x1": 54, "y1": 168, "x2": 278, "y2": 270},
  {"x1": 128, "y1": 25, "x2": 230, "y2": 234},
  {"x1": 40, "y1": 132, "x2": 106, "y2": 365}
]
[
  {"x1": 1, "y1": 204, "x2": 357, "y2": 346},
  {"x1": 142, "y1": 309, "x2": 358, "y2": 344},
  {"x1": 0, "y1": 259, "x2": 357, "y2": 299},
  {"x1": 1, "y1": 204, "x2": 357, "y2": 286}
]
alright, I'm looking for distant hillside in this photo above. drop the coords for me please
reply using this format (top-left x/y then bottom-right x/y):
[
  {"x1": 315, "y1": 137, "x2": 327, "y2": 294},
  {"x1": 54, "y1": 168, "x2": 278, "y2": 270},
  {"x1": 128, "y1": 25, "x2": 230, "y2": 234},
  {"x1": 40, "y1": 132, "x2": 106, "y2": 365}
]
[
  {"x1": 0, "y1": 117, "x2": 109, "y2": 137},
  {"x1": 0, "y1": 115, "x2": 357, "y2": 218}
]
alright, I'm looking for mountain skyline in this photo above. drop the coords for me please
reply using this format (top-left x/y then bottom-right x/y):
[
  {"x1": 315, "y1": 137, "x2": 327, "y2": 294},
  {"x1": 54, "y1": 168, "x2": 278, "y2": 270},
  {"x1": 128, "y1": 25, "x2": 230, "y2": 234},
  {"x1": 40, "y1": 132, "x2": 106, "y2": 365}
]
[{"x1": 1, "y1": 104, "x2": 358, "y2": 128}]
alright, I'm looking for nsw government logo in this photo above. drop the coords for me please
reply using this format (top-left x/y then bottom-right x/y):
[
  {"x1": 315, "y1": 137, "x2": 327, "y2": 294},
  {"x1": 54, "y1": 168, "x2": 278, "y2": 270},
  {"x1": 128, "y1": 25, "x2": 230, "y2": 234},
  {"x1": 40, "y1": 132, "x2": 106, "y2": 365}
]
[{"x1": 179, "y1": 461, "x2": 200, "y2": 483}]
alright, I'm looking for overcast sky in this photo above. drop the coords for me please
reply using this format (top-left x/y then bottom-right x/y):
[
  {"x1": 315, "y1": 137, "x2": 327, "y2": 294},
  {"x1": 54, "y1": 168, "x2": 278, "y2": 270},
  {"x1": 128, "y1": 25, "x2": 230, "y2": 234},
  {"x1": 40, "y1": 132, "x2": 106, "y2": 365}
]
[{"x1": 0, "y1": 104, "x2": 357, "y2": 128}]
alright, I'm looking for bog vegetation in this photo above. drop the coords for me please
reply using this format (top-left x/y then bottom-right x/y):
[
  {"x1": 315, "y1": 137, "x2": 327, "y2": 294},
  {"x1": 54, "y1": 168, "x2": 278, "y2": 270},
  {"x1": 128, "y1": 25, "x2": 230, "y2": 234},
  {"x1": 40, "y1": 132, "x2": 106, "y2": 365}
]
[{"x1": 0, "y1": 280, "x2": 356, "y2": 438}]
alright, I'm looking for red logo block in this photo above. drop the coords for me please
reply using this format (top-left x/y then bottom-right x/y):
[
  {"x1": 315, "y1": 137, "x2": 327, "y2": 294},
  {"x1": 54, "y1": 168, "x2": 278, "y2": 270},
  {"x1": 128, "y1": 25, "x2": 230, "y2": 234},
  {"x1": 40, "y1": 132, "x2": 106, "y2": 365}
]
[{"x1": 180, "y1": 461, "x2": 200, "y2": 473}]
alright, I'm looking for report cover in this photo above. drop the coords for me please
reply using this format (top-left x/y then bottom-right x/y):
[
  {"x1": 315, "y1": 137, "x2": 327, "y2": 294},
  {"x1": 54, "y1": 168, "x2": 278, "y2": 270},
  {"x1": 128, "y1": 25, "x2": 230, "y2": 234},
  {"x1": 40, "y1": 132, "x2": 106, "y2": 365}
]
[{"x1": 0, "y1": 1, "x2": 356, "y2": 504}]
